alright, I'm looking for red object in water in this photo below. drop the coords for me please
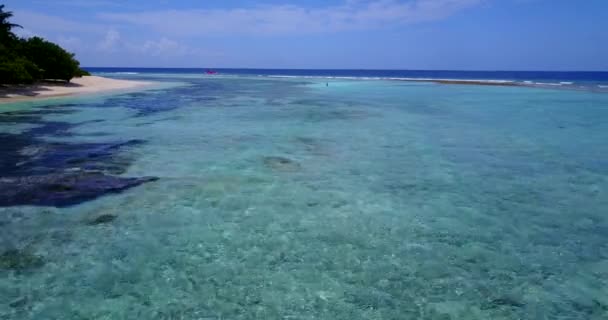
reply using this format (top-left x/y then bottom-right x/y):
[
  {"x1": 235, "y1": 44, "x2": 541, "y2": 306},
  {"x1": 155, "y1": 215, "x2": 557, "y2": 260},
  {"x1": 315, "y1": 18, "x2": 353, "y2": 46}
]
[{"x1": 205, "y1": 70, "x2": 218, "y2": 75}]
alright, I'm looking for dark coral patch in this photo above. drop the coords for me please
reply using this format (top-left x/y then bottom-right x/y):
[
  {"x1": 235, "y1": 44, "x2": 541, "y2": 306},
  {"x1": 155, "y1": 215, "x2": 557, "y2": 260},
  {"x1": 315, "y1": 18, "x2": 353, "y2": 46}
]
[
  {"x1": 87, "y1": 214, "x2": 118, "y2": 225},
  {"x1": 0, "y1": 172, "x2": 157, "y2": 207},
  {"x1": 0, "y1": 249, "x2": 45, "y2": 270},
  {"x1": 263, "y1": 156, "x2": 302, "y2": 172}
]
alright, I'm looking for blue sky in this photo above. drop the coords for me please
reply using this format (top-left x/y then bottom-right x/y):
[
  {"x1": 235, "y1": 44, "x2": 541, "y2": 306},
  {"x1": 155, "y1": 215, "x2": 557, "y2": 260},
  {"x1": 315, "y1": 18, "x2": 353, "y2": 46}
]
[{"x1": 3, "y1": 0, "x2": 607, "y2": 70}]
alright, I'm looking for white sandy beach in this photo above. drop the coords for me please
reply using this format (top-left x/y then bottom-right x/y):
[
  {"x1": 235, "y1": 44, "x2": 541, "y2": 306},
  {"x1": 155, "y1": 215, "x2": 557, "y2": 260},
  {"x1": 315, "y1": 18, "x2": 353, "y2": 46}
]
[{"x1": 0, "y1": 76, "x2": 153, "y2": 104}]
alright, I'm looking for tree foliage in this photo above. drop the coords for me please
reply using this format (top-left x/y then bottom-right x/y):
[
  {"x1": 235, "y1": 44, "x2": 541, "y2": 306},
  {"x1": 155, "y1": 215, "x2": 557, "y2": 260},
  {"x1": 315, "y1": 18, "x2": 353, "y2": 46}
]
[
  {"x1": 0, "y1": 4, "x2": 88, "y2": 84},
  {"x1": 0, "y1": 57, "x2": 37, "y2": 84},
  {"x1": 0, "y1": 4, "x2": 20, "y2": 46},
  {"x1": 18, "y1": 37, "x2": 81, "y2": 81}
]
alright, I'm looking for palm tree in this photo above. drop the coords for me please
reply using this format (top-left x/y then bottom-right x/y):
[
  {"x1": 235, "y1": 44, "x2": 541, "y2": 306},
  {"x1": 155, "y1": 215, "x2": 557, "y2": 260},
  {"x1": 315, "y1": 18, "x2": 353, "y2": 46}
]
[
  {"x1": 0, "y1": 5, "x2": 21, "y2": 28},
  {"x1": 0, "y1": 4, "x2": 21, "y2": 45}
]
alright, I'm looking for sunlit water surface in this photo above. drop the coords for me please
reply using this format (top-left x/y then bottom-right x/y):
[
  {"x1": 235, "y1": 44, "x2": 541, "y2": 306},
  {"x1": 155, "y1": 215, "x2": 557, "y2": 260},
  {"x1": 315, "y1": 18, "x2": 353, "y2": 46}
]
[{"x1": 1, "y1": 74, "x2": 607, "y2": 319}]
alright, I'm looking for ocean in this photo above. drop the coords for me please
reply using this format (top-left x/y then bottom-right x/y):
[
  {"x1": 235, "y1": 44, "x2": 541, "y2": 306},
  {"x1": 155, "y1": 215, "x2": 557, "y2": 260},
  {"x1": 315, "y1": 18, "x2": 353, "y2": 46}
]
[
  {"x1": 89, "y1": 68, "x2": 608, "y2": 90},
  {"x1": 1, "y1": 69, "x2": 607, "y2": 319}
]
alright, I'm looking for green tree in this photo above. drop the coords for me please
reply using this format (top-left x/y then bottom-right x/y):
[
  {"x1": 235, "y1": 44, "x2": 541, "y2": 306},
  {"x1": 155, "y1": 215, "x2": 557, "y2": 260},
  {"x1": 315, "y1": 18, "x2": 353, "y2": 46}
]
[
  {"x1": 18, "y1": 37, "x2": 79, "y2": 82},
  {"x1": 0, "y1": 4, "x2": 87, "y2": 84},
  {"x1": 0, "y1": 4, "x2": 32, "y2": 83},
  {"x1": 0, "y1": 4, "x2": 21, "y2": 47},
  {"x1": 0, "y1": 57, "x2": 38, "y2": 84}
]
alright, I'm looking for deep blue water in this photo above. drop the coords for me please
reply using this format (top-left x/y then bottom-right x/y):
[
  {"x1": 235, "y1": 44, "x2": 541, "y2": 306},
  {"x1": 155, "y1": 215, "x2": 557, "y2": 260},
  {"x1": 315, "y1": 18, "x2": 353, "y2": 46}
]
[{"x1": 86, "y1": 67, "x2": 608, "y2": 86}]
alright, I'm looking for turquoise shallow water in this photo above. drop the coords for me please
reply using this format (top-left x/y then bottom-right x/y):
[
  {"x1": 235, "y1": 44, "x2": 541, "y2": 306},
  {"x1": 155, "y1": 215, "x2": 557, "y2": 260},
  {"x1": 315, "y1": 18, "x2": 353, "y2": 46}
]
[{"x1": 1, "y1": 74, "x2": 608, "y2": 319}]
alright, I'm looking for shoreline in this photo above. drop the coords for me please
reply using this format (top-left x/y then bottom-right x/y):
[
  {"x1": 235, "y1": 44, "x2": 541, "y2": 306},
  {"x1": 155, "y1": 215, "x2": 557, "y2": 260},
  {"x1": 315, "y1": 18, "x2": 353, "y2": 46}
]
[{"x1": 0, "y1": 76, "x2": 154, "y2": 104}]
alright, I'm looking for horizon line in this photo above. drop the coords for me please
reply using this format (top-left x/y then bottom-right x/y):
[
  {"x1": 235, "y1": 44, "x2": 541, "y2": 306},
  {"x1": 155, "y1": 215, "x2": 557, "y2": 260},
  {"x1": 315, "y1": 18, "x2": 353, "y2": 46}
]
[{"x1": 82, "y1": 67, "x2": 608, "y2": 73}]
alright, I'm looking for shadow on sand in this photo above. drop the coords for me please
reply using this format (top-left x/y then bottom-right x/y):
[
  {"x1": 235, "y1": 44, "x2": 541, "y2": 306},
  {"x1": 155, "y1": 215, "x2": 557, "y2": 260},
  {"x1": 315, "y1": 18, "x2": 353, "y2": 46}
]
[{"x1": 0, "y1": 81, "x2": 83, "y2": 99}]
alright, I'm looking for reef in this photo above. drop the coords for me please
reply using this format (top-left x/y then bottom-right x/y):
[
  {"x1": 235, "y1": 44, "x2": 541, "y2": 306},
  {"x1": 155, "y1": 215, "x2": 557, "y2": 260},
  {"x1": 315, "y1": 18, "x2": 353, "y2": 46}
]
[
  {"x1": 0, "y1": 172, "x2": 157, "y2": 207},
  {"x1": 0, "y1": 106, "x2": 158, "y2": 208}
]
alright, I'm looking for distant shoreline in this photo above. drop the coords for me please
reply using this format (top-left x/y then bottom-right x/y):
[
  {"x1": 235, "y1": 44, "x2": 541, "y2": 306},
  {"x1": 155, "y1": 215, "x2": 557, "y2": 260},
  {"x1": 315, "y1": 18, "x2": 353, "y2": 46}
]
[{"x1": 0, "y1": 76, "x2": 154, "y2": 104}]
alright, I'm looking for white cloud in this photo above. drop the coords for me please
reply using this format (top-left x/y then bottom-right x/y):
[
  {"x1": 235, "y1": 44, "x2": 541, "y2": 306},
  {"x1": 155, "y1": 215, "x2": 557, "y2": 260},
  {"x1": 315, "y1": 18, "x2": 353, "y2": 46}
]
[
  {"x1": 100, "y1": 0, "x2": 484, "y2": 36},
  {"x1": 12, "y1": 10, "x2": 104, "y2": 34},
  {"x1": 95, "y1": 29, "x2": 199, "y2": 58},
  {"x1": 32, "y1": 0, "x2": 120, "y2": 7},
  {"x1": 14, "y1": 27, "x2": 38, "y2": 39},
  {"x1": 98, "y1": 29, "x2": 121, "y2": 51},
  {"x1": 140, "y1": 37, "x2": 192, "y2": 57},
  {"x1": 10, "y1": 1, "x2": 484, "y2": 43},
  {"x1": 57, "y1": 36, "x2": 82, "y2": 52},
  {"x1": 6, "y1": 0, "x2": 483, "y2": 66}
]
